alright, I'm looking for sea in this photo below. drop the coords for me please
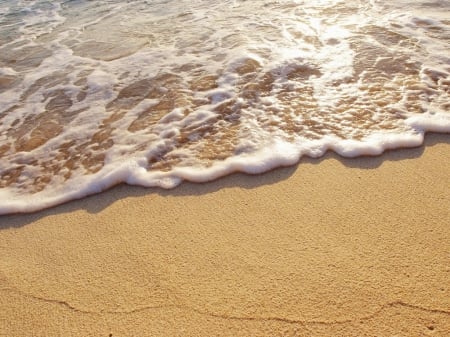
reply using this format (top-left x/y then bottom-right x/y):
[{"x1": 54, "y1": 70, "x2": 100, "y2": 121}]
[{"x1": 0, "y1": 0, "x2": 449, "y2": 214}]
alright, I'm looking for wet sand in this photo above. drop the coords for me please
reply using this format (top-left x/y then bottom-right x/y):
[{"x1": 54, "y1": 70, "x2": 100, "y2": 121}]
[{"x1": 1, "y1": 133, "x2": 449, "y2": 337}]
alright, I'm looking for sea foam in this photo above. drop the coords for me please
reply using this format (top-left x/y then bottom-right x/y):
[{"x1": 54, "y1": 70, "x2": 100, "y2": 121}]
[{"x1": 0, "y1": 0, "x2": 449, "y2": 214}]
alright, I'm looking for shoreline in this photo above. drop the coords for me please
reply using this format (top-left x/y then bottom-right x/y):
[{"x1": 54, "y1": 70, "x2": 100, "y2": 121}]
[{"x1": 1, "y1": 133, "x2": 449, "y2": 336}]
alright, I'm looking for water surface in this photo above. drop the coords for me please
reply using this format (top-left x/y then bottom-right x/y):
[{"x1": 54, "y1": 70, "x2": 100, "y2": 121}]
[{"x1": 0, "y1": 0, "x2": 449, "y2": 213}]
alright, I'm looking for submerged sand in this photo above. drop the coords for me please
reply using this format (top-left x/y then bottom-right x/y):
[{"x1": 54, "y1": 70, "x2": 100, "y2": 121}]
[{"x1": 0, "y1": 133, "x2": 449, "y2": 337}]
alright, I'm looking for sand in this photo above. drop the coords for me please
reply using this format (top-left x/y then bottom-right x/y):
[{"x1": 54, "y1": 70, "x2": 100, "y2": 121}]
[{"x1": 0, "y1": 133, "x2": 449, "y2": 337}]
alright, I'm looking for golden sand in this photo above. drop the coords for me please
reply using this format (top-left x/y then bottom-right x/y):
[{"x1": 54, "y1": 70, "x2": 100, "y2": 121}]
[{"x1": 1, "y1": 133, "x2": 449, "y2": 337}]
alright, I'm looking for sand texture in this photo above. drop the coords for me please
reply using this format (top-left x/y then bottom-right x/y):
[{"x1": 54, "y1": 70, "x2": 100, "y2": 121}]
[{"x1": 1, "y1": 133, "x2": 449, "y2": 337}]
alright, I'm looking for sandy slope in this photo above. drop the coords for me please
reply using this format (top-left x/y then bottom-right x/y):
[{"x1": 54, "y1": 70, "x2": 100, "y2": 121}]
[{"x1": 1, "y1": 133, "x2": 449, "y2": 337}]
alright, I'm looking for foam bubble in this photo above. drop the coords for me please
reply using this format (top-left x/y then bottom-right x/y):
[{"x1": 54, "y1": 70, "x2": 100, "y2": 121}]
[{"x1": 0, "y1": 0, "x2": 449, "y2": 214}]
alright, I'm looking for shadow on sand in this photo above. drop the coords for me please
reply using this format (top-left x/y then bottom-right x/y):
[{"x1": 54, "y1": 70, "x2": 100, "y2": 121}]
[{"x1": 1, "y1": 132, "x2": 448, "y2": 229}]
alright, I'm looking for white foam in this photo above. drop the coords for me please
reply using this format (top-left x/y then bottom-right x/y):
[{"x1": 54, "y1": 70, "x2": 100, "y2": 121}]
[
  {"x1": 406, "y1": 113, "x2": 450, "y2": 133},
  {"x1": 0, "y1": 0, "x2": 449, "y2": 214}
]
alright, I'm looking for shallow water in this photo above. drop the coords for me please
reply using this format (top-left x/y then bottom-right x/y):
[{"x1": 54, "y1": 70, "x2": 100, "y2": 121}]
[{"x1": 0, "y1": 0, "x2": 449, "y2": 214}]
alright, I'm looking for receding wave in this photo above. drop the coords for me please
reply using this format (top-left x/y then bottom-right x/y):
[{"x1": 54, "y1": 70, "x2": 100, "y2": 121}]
[{"x1": 0, "y1": 0, "x2": 449, "y2": 213}]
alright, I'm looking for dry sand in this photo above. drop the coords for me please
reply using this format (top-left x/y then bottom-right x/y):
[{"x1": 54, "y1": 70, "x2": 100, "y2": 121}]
[{"x1": 1, "y1": 133, "x2": 449, "y2": 337}]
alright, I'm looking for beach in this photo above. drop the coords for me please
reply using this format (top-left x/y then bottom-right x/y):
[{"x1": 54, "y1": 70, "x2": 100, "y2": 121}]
[
  {"x1": 0, "y1": 133, "x2": 449, "y2": 337},
  {"x1": 1, "y1": 1, "x2": 450, "y2": 335}
]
